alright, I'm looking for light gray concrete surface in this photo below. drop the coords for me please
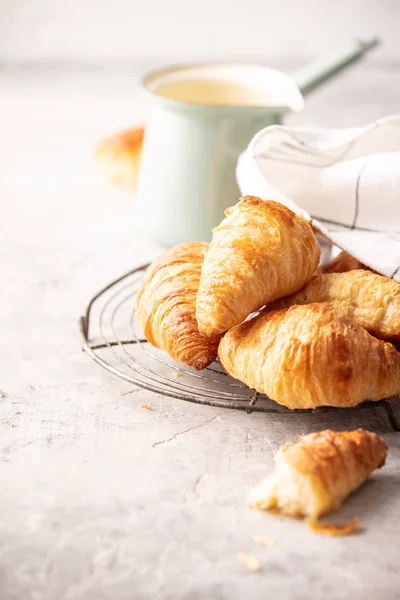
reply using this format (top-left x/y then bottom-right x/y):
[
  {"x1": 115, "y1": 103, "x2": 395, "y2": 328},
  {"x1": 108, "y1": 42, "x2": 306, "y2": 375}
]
[
  {"x1": 1, "y1": 24, "x2": 400, "y2": 600},
  {"x1": 1, "y1": 0, "x2": 399, "y2": 63}
]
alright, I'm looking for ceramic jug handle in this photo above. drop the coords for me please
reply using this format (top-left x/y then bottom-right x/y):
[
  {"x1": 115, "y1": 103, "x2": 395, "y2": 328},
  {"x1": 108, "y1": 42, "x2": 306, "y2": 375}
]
[{"x1": 294, "y1": 36, "x2": 380, "y2": 97}]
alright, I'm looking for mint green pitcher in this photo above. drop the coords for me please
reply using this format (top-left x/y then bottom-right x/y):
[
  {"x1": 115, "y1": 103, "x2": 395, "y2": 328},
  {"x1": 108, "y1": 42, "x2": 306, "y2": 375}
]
[{"x1": 136, "y1": 38, "x2": 378, "y2": 246}]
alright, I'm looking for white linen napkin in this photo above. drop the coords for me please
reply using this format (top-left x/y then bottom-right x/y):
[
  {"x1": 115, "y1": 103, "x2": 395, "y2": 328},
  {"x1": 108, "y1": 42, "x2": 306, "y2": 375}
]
[{"x1": 236, "y1": 115, "x2": 400, "y2": 281}]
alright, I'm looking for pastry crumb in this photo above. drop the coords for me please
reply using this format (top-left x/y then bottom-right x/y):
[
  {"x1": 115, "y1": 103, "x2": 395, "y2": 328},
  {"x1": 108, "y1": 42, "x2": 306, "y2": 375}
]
[
  {"x1": 112, "y1": 389, "x2": 121, "y2": 395},
  {"x1": 306, "y1": 516, "x2": 360, "y2": 537},
  {"x1": 138, "y1": 390, "x2": 145, "y2": 396},
  {"x1": 237, "y1": 552, "x2": 262, "y2": 572},
  {"x1": 156, "y1": 394, "x2": 161, "y2": 398},
  {"x1": 253, "y1": 535, "x2": 277, "y2": 547},
  {"x1": 64, "y1": 397, "x2": 72, "y2": 402},
  {"x1": 171, "y1": 371, "x2": 183, "y2": 378},
  {"x1": 140, "y1": 403, "x2": 151, "y2": 410}
]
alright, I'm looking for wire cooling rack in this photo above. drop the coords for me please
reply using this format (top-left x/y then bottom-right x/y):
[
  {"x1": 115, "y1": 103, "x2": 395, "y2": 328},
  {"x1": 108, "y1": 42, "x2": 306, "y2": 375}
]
[{"x1": 79, "y1": 263, "x2": 400, "y2": 430}]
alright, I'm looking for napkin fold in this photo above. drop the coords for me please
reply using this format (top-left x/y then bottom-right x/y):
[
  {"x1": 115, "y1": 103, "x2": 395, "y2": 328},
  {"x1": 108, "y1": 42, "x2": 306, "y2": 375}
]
[{"x1": 236, "y1": 115, "x2": 400, "y2": 281}]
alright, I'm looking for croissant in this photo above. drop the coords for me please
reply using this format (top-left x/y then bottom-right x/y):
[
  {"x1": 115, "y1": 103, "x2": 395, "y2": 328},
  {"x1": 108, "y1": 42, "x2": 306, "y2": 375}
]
[
  {"x1": 267, "y1": 270, "x2": 400, "y2": 345},
  {"x1": 316, "y1": 250, "x2": 370, "y2": 275},
  {"x1": 248, "y1": 429, "x2": 387, "y2": 519},
  {"x1": 94, "y1": 126, "x2": 145, "y2": 191},
  {"x1": 196, "y1": 196, "x2": 320, "y2": 336},
  {"x1": 136, "y1": 243, "x2": 220, "y2": 370},
  {"x1": 218, "y1": 303, "x2": 400, "y2": 409}
]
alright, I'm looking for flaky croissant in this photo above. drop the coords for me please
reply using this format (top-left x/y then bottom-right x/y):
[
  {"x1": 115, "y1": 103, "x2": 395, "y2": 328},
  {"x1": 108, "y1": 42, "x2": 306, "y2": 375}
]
[
  {"x1": 248, "y1": 429, "x2": 387, "y2": 519},
  {"x1": 218, "y1": 303, "x2": 400, "y2": 409},
  {"x1": 316, "y1": 250, "x2": 370, "y2": 275},
  {"x1": 196, "y1": 196, "x2": 320, "y2": 336},
  {"x1": 94, "y1": 126, "x2": 145, "y2": 191},
  {"x1": 136, "y1": 243, "x2": 220, "y2": 370},
  {"x1": 267, "y1": 270, "x2": 400, "y2": 345}
]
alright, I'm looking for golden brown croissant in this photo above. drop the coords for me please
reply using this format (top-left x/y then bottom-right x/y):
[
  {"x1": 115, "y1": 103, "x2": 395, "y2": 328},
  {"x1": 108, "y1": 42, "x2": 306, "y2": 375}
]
[
  {"x1": 248, "y1": 429, "x2": 387, "y2": 519},
  {"x1": 196, "y1": 196, "x2": 320, "y2": 337},
  {"x1": 94, "y1": 126, "x2": 145, "y2": 191},
  {"x1": 267, "y1": 270, "x2": 400, "y2": 345},
  {"x1": 218, "y1": 303, "x2": 400, "y2": 409},
  {"x1": 136, "y1": 243, "x2": 220, "y2": 370},
  {"x1": 316, "y1": 250, "x2": 370, "y2": 275}
]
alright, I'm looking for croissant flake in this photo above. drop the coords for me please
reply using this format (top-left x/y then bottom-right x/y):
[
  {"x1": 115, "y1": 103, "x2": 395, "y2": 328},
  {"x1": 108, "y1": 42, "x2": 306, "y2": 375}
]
[{"x1": 306, "y1": 517, "x2": 360, "y2": 537}]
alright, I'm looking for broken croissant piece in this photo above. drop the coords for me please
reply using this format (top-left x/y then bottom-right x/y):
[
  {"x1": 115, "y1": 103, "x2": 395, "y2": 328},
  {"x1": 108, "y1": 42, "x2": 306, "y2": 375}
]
[
  {"x1": 248, "y1": 429, "x2": 387, "y2": 519},
  {"x1": 196, "y1": 196, "x2": 320, "y2": 336},
  {"x1": 218, "y1": 303, "x2": 400, "y2": 409},
  {"x1": 136, "y1": 243, "x2": 220, "y2": 370},
  {"x1": 94, "y1": 126, "x2": 145, "y2": 191},
  {"x1": 266, "y1": 270, "x2": 400, "y2": 345},
  {"x1": 316, "y1": 250, "x2": 370, "y2": 275}
]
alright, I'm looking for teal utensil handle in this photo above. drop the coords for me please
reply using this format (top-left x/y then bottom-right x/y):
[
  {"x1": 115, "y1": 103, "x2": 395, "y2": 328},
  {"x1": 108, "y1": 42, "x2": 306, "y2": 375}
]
[{"x1": 295, "y1": 37, "x2": 380, "y2": 97}]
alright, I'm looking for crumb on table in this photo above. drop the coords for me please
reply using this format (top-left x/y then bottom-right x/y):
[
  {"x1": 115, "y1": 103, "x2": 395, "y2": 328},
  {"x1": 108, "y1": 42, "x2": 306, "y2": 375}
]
[
  {"x1": 140, "y1": 403, "x2": 151, "y2": 410},
  {"x1": 253, "y1": 535, "x2": 277, "y2": 547},
  {"x1": 237, "y1": 552, "x2": 262, "y2": 572},
  {"x1": 306, "y1": 516, "x2": 360, "y2": 537},
  {"x1": 171, "y1": 371, "x2": 183, "y2": 378}
]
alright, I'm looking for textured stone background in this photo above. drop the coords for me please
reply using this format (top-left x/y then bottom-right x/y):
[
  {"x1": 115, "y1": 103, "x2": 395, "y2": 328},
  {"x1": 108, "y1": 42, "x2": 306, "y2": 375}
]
[{"x1": 1, "y1": 2, "x2": 400, "y2": 598}]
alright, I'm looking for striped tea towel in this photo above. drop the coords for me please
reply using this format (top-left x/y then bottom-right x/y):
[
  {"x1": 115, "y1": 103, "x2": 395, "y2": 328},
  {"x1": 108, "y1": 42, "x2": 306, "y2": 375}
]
[{"x1": 236, "y1": 115, "x2": 400, "y2": 281}]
